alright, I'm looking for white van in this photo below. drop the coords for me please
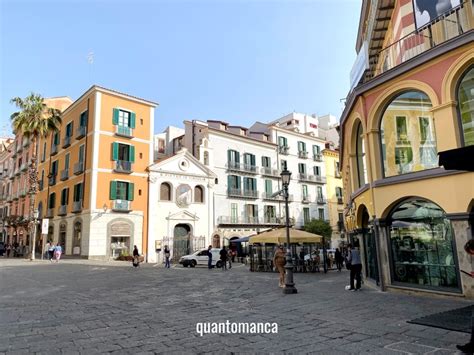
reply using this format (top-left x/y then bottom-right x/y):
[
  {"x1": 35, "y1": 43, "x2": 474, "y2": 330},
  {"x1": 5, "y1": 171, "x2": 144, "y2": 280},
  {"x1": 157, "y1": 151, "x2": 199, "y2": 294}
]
[{"x1": 179, "y1": 248, "x2": 222, "y2": 268}]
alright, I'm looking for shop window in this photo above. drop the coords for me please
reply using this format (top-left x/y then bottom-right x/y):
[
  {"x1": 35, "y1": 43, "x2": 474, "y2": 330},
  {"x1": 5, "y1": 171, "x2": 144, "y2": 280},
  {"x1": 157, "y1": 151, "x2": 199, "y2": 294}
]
[
  {"x1": 388, "y1": 199, "x2": 460, "y2": 291},
  {"x1": 457, "y1": 66, "x2": 474, "y2": 146},
  {"x1": 355, "y1": 121, "x2": 367, "y2": 187},
  {"x1": 380, "y1": 91, "x2": 437, "y2": 177}
]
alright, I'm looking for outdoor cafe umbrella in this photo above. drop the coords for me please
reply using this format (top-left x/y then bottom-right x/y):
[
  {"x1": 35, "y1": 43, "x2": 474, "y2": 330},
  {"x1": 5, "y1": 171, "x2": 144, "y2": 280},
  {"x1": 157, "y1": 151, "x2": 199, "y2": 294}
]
[{"x1": 249, "y1": 228, "x2": 323, "y2": 244}]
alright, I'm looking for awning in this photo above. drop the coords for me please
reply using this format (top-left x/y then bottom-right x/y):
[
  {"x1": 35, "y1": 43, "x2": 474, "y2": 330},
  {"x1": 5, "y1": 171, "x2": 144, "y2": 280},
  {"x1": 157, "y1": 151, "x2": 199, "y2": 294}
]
[
  {"x1": 249, "y1": 228, "x2": 323, "y2": 245},
  {"x1": 230, "y1": 237, "x2": 249, "y2": 243},
  {"x1": 438, "y1": 145, "x2": 474, "y2": 172}
]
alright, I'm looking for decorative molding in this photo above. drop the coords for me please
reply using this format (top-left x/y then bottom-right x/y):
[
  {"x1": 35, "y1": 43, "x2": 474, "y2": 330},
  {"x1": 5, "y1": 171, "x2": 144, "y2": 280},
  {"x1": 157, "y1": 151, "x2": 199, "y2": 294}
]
[
  {"x1": 350, "y1": 184, "x2": 370, "y2": 200},
  {"x1": 372, "y1": 168, "x2": 465, "y2": 187}
]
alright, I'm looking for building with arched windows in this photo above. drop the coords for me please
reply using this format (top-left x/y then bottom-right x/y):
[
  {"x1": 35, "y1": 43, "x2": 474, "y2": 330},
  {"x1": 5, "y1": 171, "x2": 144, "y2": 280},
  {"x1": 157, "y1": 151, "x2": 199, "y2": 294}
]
[{"x1": 340, "y1": 0, "x2": 473, "y2": 298}]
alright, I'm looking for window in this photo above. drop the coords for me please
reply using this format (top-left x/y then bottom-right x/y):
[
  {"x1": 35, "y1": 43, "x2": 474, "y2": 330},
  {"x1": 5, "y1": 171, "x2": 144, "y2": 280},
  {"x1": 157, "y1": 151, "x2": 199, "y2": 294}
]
[
  {"x1": 243, "y1": 177, "x2": 256, "y2": 192},
  {"x1": 243, "y1": 153, "x2": 256, "y2": 168},
  {"x1": 355, "y1": 121, "x2": 367, "y2": 187},
  {"x1": 79, "y1": 145, "x2": 85, "y2": 163},
  {"x1": 110, "y1": 181, "x2": 134, "y2": 201},
  {"x1": 264, "y1": 180, "x2": 272, "y2": 195},
  {"x1": 281, "y1": 160, "x2": 287, "y2": 171},
  {"x1": 261, "y1": 156, "x2": 271, "y2": 168},
  {"x1": 313, "y1": 145, "x2": 321, "y2": 156},
  {"x1": 64, "y1": 153, "x2": 70, "y2": 170},
  {"x1": 380, "y1": 91, "x2": 436, "y2": 177},
  {"x1": 73, "y1": 183, "x2": 83, "y2": 202},
  {"x1": 194, "y1": 185, "x2": 204, "y2": 203},
  {"x1": 112, "y1": 143, "x2": 135, "y2": 162},
  {"x1": 60, "y1": 188, "x2": 69, "y2": 206},
  {"x1": 318, "y1": 209, "x2": 325, "y2": 220},
  {"x1": 302, "y1": 185, "x2": 308, "y2": 198},
  {"x1": 227, "y1": 149, "x2": 239, "y2": 166},
  {"x1": 335, "y1": 187, "x2": 343, "y2": 198},
  {"x1": 48, "y1": 192, "x2": 56, "y2": 209},
  {"x1": 42, "y1": 142, "x2": 46, "y2": 162},
  {"x1": 335, "y1": 162, "x2": 340, "y2": 173},
  {"x1": 52, "y1": 132, "x2": 59, "y2": 146},
  {"x1": 457, "y1": 66, "x2": 474, "y2": 146},
  {"x1": 317, "y1": 186, "x2": 323, "y2": 199},
  {"x1": 79, "y1": 111, "x2": 88, "y2": 127},
  {"x1": 264, "y1": 205, "x2": 276, "y2": 223},
  {"x1": 313, "y1": 166, "x2": 321, "y2": 176},
  {"x1": 113, "y1": 108, "x2": 136, "y2": 137},
  {"x1": 245, "y1": 204, "x2": 258, "y2": 222},
  {"x1": 278, "y1": 136, "x2": 288, "y2": 147},
  {"x1": 230, "y1": 203, "x2": 238, "y2": 223},
  {"x1": 65, "y1": 122, "x2": 73, "y2": 138},
  {"x1": 158, "y1": 139, "x2": 165, "y2": 154},
  {"x1": 51, "y1": 160, "x2": 58, "y2": 176},
  {"x1": 303, "y1": 208, "x2": 310, "y2": 225},
  {"x1": 160, "y1": 183, "x2": 171, "y2": 201},
  {"x1": 298, "y1": 163, "x2": 306, "y2": 174},
  {"x1": 203, "y1": 151, "x2": 209, "y2": 166},
  {"x1": 298, "y1": 141, "x2": 306, "y2": 152}
]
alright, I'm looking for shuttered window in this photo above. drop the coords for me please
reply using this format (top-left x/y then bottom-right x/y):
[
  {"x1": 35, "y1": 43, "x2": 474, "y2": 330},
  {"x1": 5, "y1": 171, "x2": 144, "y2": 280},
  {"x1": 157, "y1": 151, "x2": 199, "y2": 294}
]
[
  {"x1": 110, "y1": 181, "x2": 134, "y2": 201},
  {"x1": 112, "y1": 108, "x2": 136, "y2": 128}
]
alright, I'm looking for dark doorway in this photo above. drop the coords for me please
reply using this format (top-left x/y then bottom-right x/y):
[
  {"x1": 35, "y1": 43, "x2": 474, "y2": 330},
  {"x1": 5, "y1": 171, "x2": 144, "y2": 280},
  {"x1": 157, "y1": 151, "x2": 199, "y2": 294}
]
[{"x1": 173, "y1": 224, "x2": 191, "y2": 261}]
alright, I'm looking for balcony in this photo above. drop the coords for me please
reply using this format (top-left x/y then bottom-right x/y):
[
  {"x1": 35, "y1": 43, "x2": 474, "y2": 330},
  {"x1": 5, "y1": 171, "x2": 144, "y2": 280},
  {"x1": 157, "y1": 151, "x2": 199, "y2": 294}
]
[
  {"x1": 313, "y1": 154, "x2": 323, "y2": 162},
  {"x1": 58, "y1": 205, "x2": 67, "y2": 216},
  {"x1": 114, "y1": 160, "x2": 133, "y2": 174},
  {"x1": 260, "y1": 167, "x2": 280, "y2": 178},
  {"x1": 262, "y1": 192, "x2": 281, "y2": 201},
  {"x1": 298, "y1": 150, "x2": 308, "y2": 159},
  {"x1": 48, "y1": 175, "x2": 57, "y2": 186},
  {"x1": 112, "y1": 200, "x2": 131, "y2": 212},
  {"x1": 72, "y1": 200, "x2": 82, "y2": 213},
  {"x1": 217, "y1": 216, "x2": 295, "y2": 227},
  {"x1": 50, "y1": 144, "x2": 58, "y2": 156},
  {"x1": 60, "y1": 169, "x2": 69, "y2": 181},
  {"x1": 227, "y1": 188, "x2": 258, "y2": 199},
  {"x1": 74, "y1": 162, "x2": 84, "y2": 175},
  {"x1": 337, "y1": 197, "x2": 343, "y2": 205},
  {"x1": 63, "y1": 136, "x2": 71, "y2": 148},
  {"x1": 278, "y1": 145, "x2": 289, "y2": 155},
  {"x1": 317, "y1": 196, "x2": 327, "y2": 204},
  {"x1": 298, "y1": 174, "x2": 326, "y2": 184},
  {"x1": 115, "y1": 125, "x2": 133, "y2": 138},
  {"x1": 76, "y1": 125, "x2": 87, "y2": 139},
  {"x1": 46, "y1": 208, "x2": 54, "y2": 218},
  {"x1": 302, "y1": 195, "x2": 312, "y2": 204},
  {"x1": 225, "y1": 161, "x2": 258, "y2": 174}
]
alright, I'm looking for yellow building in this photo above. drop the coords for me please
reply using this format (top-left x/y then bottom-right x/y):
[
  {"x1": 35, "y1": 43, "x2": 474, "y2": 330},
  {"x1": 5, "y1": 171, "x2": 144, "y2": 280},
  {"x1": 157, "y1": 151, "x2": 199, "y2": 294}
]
[
  {"x1": 36, "y1": 86, "x2": 157, "y2": 259},
  {"x1": 322, "y1": 148, "x2": 345, "y2": 247},
  {"x1": 340, "y1": 1, "x2": 473, "y2": 297}
]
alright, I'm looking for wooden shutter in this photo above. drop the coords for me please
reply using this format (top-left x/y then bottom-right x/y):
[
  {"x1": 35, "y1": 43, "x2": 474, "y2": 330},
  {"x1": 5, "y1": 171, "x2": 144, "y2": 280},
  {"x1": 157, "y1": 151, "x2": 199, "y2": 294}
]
[
  {"x1": 110, "y1": 181, "x2": 117, "y2": 200},
  {"x1": 129, "y1": 145, "x2": 135, "y2": 163},
  {"x1": 130, "y1": 112, "x2": 136, "y2": 128},
  {"x1": 112, "y1": 143, "x2": 119, "y2": 161},
  {"x1": 250, "y1": 154, "x2": 255, "y2": 166},
  {"x1": 127, "y1": 183, "x2": 134, "y2": 201},
  {"x1": 112, "y1": 108, "x2": 119, "y2": 125}
]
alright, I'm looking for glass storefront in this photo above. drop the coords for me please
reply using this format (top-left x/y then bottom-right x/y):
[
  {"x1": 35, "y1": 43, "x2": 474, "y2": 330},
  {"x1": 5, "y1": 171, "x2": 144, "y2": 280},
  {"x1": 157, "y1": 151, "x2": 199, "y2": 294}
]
[
  {"x1": 363, "y1": 229, "x2": 379, "y2": 284},
  {"x1": 388, "y1": 199, "x2": 460, "y2": 291}
]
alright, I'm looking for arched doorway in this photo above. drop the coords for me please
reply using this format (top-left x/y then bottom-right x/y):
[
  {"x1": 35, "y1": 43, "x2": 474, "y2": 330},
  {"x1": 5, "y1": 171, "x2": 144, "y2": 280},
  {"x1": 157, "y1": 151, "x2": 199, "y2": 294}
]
[
  {"x1": 59, "y1": 222, "x2": 67, "y2": 252},
  {"x1": 387, "y1": 198, "x2": 460, "y2": 291},
  {"x1": 173, "y1": 224, "x2": 191, "y2": 261},
  {"x1": 212, "y1": 234, "x2": 221, "y2": 248}
]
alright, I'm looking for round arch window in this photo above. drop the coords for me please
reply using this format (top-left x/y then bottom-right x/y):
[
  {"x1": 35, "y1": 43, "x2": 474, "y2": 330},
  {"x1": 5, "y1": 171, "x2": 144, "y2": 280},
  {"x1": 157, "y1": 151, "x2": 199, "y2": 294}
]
[
  {"x1": 380, "y1": 91, "x2": 437, "y2": 177},
  {"x1": 457, "y1": 65, "x2": 474, "y2": 146},
  {"x1": 388, "y1": 199, "x2": 460, "y2": 290}
]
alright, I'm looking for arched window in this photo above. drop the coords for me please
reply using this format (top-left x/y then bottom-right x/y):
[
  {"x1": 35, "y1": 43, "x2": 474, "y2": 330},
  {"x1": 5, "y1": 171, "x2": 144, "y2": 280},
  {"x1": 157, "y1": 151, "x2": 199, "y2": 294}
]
[
  {"x1": 380, "y1": 91, "x2": 436, "y2": 177},
  {"x1": 387, "y1": 198, "x2": 459, "y2": 290},
  {"x1": 203, "y1": 151, "x2": 209, "y2": 166},
  {"x1": 457, "y1": 66, "x2": 474, "y2": 146},
  {"x1": 355, "y1": 121, "x2": 367, "y2": 187},
  {"x1": 160, "y1": 182, "x2": 171, "y2": 201},
  {"x1": 194, "y1": 185, "x2": 204, "y2": 203}
]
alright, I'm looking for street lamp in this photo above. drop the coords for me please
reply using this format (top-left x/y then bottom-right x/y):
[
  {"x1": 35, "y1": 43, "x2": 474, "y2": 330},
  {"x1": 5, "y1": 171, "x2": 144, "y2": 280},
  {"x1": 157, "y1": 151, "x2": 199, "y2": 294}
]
[
  {"x1": 280, "y1": 168, "x2": 297, "y2": 294},
  {"x1": 30, "y1": 209, "x2": 39, "y2": 261}
]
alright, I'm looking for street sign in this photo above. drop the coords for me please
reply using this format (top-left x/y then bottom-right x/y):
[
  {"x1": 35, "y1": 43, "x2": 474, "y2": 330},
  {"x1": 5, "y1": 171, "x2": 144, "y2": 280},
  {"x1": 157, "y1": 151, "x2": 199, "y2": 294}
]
[{"x1": 41, "y1": 219, "x2": 49, "y2": 235}]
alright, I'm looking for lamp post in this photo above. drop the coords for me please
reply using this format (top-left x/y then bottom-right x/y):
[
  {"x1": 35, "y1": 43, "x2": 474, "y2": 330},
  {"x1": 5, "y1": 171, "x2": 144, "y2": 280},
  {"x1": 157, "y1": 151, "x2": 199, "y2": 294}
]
[
  {"x1": 30, "y1": 209, "x2": 39, "y2": 261},
  {"x1": 280, "y1": 168, "x2": 297, "y2": 294}
]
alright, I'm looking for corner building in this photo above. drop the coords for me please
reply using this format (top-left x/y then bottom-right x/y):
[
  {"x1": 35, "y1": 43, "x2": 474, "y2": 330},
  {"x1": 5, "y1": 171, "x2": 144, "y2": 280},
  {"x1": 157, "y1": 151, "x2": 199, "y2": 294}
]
[
  {"x1": 36, "y1": 86, "x2": 157, "y2": 259},
  {"x1": 340, "y1": 1, "x2": 473, "y2": 297}
]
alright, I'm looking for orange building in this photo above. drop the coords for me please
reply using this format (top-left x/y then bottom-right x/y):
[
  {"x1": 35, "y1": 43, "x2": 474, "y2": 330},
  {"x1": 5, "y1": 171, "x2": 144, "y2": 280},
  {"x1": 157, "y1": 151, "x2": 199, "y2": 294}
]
[{"x1": 34, "y1": 86, "x2": 157, "y2": 259}]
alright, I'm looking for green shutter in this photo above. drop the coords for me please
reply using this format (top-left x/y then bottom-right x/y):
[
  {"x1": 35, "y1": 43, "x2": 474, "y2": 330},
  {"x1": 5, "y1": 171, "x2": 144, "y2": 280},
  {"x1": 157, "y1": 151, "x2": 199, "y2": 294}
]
[
  {"x1": 128, "y1": 183, "x2": 134, "y2": 201},
  {"x1": 112, "y1": 143, "x2": 119, "y2": 161},
  {"x1": 112, "y1": 108, "x2": 119, "y2": 125},
  {"x1": 237, "y1": 176, "x2": 241, "y2": 189},
  {"x1": 110, "y1": 181, "x2": 117, "y2": 200},
  {"x1": 129, "y1": 145, "x2": 135, "y2": 162},
  {"x1": 265, "y1": 180, "x2": 272, "y2": 194},
  {"x1": 227, "y1": 175, "x2": 232, "y2": 189},
  {"x1": 235, "y1": 151, "x2": 240, "y2": 163},
  {"x1": 130, "y1": 112, "x2": 136, "y2": 128},
  {"x1": 250, "y1": 154, "x2": 255, "y2": 166}
]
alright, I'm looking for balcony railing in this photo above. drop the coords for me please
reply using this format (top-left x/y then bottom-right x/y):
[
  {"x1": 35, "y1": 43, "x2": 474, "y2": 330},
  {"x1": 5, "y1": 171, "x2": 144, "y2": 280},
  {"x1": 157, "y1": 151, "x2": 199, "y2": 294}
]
[
  {"x1": 317, "y1": 196, "x2": 327, "y2": 204},
  {"x1": 262, "y1": 192, "x2": 281, "y2": 201},
  {"x1": 63, "y1": 136, "x2": 71, "y2": 148},
  {"x1": 72, "y1": 200, "x2": 82, "y2": 213},
  {"x1": 46, "y1": 208, "x2": 54, "y2": 218},
  {"x1": 298, "y1": 174, "x2": 327, "y2": 184},
  {"x1": 278, "y1": 145, "x2": 289, "y2": 155},
  {"x1": 58, "y1": 205, "x2": 67, "y2": 216},
  {"x1": 313, "y1": 154, "x2": 323, "y2": 162},
  {"x1": 227, "y1": 188, "x2": 258, "y2": 199},
  {"x1": 76, "y1": 125, "x2": 86, "y2": 139},
  {"x1": 368, "y1": 4, "x2": 472, "y2": 80},
  {"x1": 298, "y1": 150, "x2": 308, "y2": 159},
  {"x1": 112, "y1": 200, "x2": 131, "y2": 212},
  {"x1": 260, "y1": 167, "x2": 280, "y2": 177},
  {"x1": 302, "y1": 195, "x2": 312, "y2": 204},
  {"x1": 51, "y1": 144, "x2": 58, "y2": 156},
  {"x1": 114, "y1": 160, "x2": 133, "y2": 173},
  {"x1": 217, "y1": 216, "x2": 295, "y2": 226},
  {"x1": 116, "y1": 125, "x2": 133, "y2": 137},
  {"x1": 74, "y1": 162, "x2": 84, "y2": 175},
  {"x1": 225, "y1": 161, "x2": 258, "y2": 174},
  {"x1": 49, "y1": 175, "x2": 57, "y2": 186},
  {"x1": 60, "y1": 169, "x2": 69, "y2": 181}
]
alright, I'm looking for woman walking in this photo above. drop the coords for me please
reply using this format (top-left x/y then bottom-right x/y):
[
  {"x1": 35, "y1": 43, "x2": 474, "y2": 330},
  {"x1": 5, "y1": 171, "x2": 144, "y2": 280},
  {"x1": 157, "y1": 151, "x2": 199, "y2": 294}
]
[
  {"x1": 273, "y1": 245, "x2": 286, "y2": 288},
  {"x1": 54, "y1": 243, "x2": 62, "y2": 263},
  {"x1": 132, "y1": 245, "x2": 140, "y2": 268}
]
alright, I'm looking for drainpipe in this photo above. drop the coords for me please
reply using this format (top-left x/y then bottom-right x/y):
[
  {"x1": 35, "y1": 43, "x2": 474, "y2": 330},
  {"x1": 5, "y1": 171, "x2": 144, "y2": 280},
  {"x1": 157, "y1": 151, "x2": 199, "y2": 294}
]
[
  {"x1": 192, "y1": 120, "x2": 196, "y2": 157},
  {"x1": 81, "y1": 97, "x2": 90, "y2": 208}
]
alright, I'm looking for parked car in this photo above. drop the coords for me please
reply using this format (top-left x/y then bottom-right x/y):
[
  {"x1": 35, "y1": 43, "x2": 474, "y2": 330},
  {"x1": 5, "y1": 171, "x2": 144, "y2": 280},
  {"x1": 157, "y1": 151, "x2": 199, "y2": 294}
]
[{"x1": 179, "y1": 248, "x2": 222, "y2": 268}]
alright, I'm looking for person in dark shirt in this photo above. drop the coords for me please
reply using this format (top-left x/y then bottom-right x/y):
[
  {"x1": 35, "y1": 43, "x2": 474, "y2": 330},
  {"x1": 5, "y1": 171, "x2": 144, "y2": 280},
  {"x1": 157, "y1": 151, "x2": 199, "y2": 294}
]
[
  {"x1": 132, "y1": 245, "x2": 140, "y2": 268},
  {"x1": 220, "y1": 246, "x2": 228, "y2": 271},
  {"x1": 207, "y1": 245, "x2": 212, "y2": 269}
]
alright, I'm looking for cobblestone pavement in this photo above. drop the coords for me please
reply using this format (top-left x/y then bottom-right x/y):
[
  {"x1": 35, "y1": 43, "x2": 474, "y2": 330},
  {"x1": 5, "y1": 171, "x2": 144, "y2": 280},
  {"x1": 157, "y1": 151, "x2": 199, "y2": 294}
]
[{"x1": 0, "y1": 258, "x2": 471, "y2": 354}]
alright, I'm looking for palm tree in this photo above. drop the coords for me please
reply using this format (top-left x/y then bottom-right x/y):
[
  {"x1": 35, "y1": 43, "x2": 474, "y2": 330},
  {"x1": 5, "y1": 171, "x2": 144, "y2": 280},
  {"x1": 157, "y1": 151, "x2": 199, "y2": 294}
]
[{"x1": 10, "y1": 93, "x2": 62, "y2": 260}]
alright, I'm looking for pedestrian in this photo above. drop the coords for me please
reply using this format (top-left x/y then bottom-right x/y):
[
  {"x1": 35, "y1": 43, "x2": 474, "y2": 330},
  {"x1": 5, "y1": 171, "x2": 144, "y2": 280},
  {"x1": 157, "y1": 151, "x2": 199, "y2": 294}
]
[
  {"x1": 164, "y1": 245, "x2": 171, "y2": 268},
  {"x1": 6, "y1": 243, "x2": 11, "y2": 258},
  {"x1": 48, "y1": 242, "x2": 55, "y2": 262},
  {"x1": 456, "y1": 239, "x2": 474, "y2": 354},
  {"x1": 54, "y1": 243, "x2": 62, "y2": 263},
  {"x1": 231, "y1": 249, "x2": 236, "y2": 263},
  {"x1": 347, "y1": 243, "x2": 362, "y2": 291},
  {"x1": 220, "y1": 246, "x2": 228, "y2": 271},
  {"x1": 132, "y1": 245, "x2": 140, "y2": 268},
  {"x1": 273, "y1": 245, "x2": 286, "y2": 288},
  {"x1": 335, "y1": 248, "x2": 343, "y2": 272},
  {"x1": 227, "y1": 248, "x2": 232, "y2": 269},
  {"x1": 207, "y1": 245, "x2": 213, "y2": 269}
]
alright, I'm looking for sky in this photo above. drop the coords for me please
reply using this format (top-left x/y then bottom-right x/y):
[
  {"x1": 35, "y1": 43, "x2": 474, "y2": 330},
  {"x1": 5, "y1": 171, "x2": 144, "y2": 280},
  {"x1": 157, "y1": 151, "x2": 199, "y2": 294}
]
[{"x1": 0, "y1": 0, "x2": 361, "y2": 135}]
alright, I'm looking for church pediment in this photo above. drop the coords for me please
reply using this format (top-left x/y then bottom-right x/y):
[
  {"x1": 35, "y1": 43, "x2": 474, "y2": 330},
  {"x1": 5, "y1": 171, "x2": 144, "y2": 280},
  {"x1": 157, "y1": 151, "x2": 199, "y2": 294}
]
[{"x1": 166, "y1": 210, "x2": 200, "y2": 221}]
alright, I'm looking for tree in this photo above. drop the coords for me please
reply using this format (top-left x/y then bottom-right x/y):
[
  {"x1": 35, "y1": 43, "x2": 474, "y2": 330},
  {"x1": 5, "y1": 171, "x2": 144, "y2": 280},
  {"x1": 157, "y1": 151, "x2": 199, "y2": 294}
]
[
  {"x1": 10, "y1": 93, "x2": 62, "y2": 260},
  {"x1": 304, "y1": 219, "x2": 332, "y2": 273}
]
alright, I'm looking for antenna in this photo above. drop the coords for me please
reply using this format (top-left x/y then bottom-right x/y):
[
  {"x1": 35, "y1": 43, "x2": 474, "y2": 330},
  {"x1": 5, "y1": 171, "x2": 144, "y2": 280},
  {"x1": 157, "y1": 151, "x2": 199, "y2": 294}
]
[{"x1": 87, "y1": 50, "x2": 94, "y2": 84}]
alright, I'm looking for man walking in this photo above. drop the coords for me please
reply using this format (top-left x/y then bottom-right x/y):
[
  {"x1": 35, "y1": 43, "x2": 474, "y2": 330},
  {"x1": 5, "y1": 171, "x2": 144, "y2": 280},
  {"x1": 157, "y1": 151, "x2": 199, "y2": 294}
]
[
  {"x1": 207, "y1": 245, "x2": 213, "y2": 269},
  {"x1": 347, "y1": 243, "x2": 362, "y2": 291},
  {"x1": 220, "y1": 246, "x2": 228, "y2": 271}
]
